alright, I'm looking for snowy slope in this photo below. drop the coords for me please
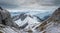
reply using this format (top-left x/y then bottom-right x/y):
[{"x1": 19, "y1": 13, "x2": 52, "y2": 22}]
[{"x1": 14, "y1": 14, "x2": 40, "y2": 29}]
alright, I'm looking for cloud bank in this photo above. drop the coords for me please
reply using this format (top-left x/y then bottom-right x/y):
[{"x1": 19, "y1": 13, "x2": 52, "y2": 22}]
[{"x1": 0, "y1": 0, "x2": 60, "y2": 11}]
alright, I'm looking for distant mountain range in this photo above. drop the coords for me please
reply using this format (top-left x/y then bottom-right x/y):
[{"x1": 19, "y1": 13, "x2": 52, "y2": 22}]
[{"x1": 10, "y1": 11, "x2": 52, "y2": 21}]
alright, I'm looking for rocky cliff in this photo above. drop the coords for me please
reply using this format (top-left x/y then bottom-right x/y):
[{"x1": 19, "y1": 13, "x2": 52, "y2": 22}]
[{"x1": 37, "y1": 7, "x2": 60, "y2": 33}]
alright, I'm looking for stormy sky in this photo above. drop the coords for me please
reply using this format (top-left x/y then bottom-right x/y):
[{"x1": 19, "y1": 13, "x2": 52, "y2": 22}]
[{"x1": 0, "y1": 0, "x2": 60, "y2": 12}]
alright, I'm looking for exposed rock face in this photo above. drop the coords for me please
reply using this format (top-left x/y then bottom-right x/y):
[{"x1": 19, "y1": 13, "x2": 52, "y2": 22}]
[
  {"x1": 38, "y1": 7, "x2": 60, "y2": 33},
  {"x1": 0, "y1": 7, "x2": 19, "y2": 29}
]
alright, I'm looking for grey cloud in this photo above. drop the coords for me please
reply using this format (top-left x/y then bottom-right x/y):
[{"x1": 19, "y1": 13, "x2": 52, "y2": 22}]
[
  {"x1": 0, "y1": 0, "x2": 19, "y2": 9},
  {"x1": 36, "y1": 0, "x2": 60, "y2": 6},
  {"x1": 54, "y1": 0, "x2": 60, "y2": 6},
  {"x1": 0, "y1": 3, "x2": 18, "y2": 9},
  {"x1": 0, "y1": 0, "x2": 60, "y2": 9}
]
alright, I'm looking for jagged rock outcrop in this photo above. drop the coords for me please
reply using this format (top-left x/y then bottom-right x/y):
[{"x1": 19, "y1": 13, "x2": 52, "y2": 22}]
[
  {"x1": 0, "y1": 7, "x2": 20, "y2": 30},
  {"x1": 0, "y1": 7, "x2": 23, "y2": 33},
  {"x1": 37, "y1": 7, "x2": 60, "y2": 33}
]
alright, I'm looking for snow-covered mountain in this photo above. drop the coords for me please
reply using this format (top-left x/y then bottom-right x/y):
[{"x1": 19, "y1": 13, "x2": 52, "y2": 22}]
[
  {"x1": 0, "y1": 7, "x2": 60, "y2": 33},
  {"x1": 13, "y1": 13, "x2": 42, "y2": 30},
  {"x1": 11, "y1": 11, "x2": 52, "y2": 30}
]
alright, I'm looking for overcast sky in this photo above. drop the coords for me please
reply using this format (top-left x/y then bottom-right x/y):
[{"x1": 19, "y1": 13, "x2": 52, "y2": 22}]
[{"x1": 0, "y1": 0, "x2": 60, "y2": 12}]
